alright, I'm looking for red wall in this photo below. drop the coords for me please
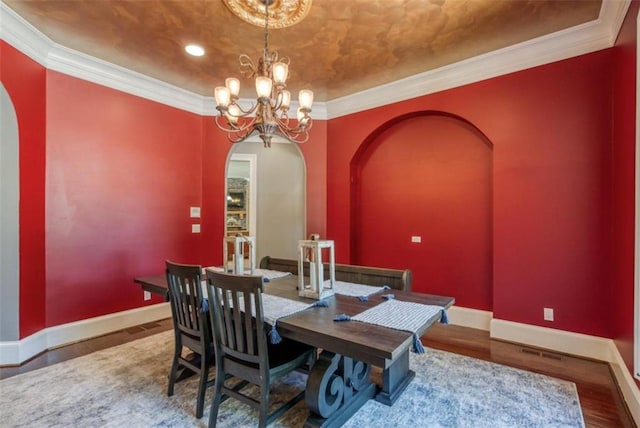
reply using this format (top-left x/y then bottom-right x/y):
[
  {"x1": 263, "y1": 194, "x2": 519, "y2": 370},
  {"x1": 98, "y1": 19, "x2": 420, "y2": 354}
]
[
  {"x1": 45, "y1": 71, "x2": 204, "y2": 326},
  {"x1": 328, "y1": 51, "x2": 613, "y2": 337},
  {"x1": 1, "y1": 42, "x2": 47, "y2": 338},
  {"x1": 612, "y1": 0, "x2": 639, "y2": 382},
  {"x1": 299, "y1": 121, "x2": 328, "y2": 239}
]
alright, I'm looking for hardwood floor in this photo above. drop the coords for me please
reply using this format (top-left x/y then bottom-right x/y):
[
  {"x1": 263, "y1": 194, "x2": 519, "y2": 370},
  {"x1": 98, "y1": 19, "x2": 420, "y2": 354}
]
[
  {"x1": 0, "y1": 320, "x2": 635, "y2": 427},
  {"x1": 422, "y1": 324, "x2": 636, "y2": 428}
]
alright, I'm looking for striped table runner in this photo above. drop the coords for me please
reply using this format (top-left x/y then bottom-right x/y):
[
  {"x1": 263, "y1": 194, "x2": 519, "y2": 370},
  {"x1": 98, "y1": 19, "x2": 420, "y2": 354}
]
[
  {"x1": 235, "y1": 293, "x2": 326, "y2": 344},
  {"x1": 350, "y1": 299, "x2": 448, "y2": 353},
  {"x1": 329, "y1": 280, "x2": 389, "y2": 298},
  {"x1": 203, "y1": 267, "x2": 292, "y2": 280}
]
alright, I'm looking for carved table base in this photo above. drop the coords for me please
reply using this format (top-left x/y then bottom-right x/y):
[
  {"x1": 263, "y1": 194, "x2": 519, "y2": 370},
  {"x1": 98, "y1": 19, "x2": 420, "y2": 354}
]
[
  {"x1": 304, "y1": 351, "x2": 377, "y2": 428},
  {"x1": 376, "y1": 347, "x2": 414, "y2": 406}
]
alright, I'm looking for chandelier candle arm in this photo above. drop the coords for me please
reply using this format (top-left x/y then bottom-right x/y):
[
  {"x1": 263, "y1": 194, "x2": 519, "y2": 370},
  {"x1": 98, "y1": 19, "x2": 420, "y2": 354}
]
[{"x1": 214, "y1": 0, "x2": 314, "y2": 147}]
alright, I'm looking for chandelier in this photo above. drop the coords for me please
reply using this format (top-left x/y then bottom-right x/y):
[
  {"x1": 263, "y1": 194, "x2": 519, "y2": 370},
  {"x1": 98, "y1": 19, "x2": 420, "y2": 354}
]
[{"x1": 214, "y1": 0, "x2": 314, "y2": 148}]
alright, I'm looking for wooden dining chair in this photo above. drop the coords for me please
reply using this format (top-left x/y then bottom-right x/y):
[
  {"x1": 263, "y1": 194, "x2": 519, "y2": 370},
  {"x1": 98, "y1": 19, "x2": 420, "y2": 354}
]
[
  {"x1": 204, "y1": 270, "x2": 316, "y2": 428},
  {"x1": 165, "y1": 260, "x2": 215, "y2": 418}
]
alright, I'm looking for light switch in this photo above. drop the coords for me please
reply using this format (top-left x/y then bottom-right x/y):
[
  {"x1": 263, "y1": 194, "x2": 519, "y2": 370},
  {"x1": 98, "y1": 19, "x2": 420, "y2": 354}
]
[
  {"x1": 192, "y1": 224, "x2": 201, "y2": 233},
  {"x1": 411, "y1": 236, "x2": 422, "y2": 243},
  {"x1": 190, "y1": 207, "x2": 201, "y2": 218}
]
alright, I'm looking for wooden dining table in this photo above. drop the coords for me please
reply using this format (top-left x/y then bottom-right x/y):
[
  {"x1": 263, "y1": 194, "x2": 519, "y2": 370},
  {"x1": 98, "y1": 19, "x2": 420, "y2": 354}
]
[{"x1": 135, "y1": 270, "x2": 454, "y2": 428}]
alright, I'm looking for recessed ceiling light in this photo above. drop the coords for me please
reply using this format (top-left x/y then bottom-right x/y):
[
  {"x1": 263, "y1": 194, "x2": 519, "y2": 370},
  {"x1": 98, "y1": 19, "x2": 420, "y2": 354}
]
[{"x1": 185, "y1": 44, "x2": 205, "y2": 57}]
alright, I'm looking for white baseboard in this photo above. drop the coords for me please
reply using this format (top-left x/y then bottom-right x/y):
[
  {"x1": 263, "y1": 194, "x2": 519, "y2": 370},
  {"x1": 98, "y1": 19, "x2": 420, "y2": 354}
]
[
  {"x1": 447, "y1": 306, "x2": 493, "y2": 331},
  {"x1": 490, "y1": 318, "x2": 640, "y2": 425},
  {"x1": 610, "y1": 344, "x2": 640, "y2": 425},
  {"x1": 0, "y1": 303, "x2": 170, "y2": 366},
  {"x1": 490, "y1": 319, "x2": 613, "y2": 361}
]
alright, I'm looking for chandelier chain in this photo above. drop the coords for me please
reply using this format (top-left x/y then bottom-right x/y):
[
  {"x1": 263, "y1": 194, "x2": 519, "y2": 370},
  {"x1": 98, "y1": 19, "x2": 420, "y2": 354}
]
[{"x1": 264, "y1": 1, "x2": 270, "y2": 59}]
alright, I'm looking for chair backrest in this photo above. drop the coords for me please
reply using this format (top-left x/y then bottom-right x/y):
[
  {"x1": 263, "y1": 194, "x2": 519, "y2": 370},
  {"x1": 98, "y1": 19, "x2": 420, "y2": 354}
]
[
  {"x1": 205, "y1": 270, "x2": 268, "y2": 369},
  {"x1": 165, "y1": 261, "x2": 209, "y2": 340}
]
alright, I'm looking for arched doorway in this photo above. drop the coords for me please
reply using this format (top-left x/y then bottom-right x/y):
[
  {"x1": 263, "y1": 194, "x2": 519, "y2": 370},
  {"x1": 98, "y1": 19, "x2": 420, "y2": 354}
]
[
  {"x1": 1, "y1": 83, "x2": 20, "y2": 341},
  {"x1": 351, "y1": 112, "x2": 493, "y2": 310},
  {"x1": 226, "y1": 140, "x2": 306, "y2": 264}
]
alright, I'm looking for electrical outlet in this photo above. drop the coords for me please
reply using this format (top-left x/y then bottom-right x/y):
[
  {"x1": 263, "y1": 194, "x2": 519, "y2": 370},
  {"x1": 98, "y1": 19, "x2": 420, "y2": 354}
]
[
  {"x1": 143, "y1": 291, "x2": 151, "y2": 301},
  {"x1": 411, "y1": 236, "x2": 422, "y2": 243},
  {"x1": 190, "y1": 206, "x2": 201, "y2": 218},
  {"x1": 192, "y1": 224, "x2": 201, "y2": 233},
  {"x1": 543, "y1": 307, "x2": 554, "y2": 321}
]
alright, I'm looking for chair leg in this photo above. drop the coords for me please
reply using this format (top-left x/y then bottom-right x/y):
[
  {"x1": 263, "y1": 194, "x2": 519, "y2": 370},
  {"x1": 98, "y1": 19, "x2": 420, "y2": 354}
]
[
  {"x1": 208, "y1": 368, "x2": 224, "y2": 428},
  {"x1": 195, "y1": 353, "x2": 209, "y2": 418},
  {"x1": 258, "y1": 387, "x2": 270, "y2": 428},
  {"x1": 167, "y1": 344, "x2": 181, "y2": 397}
]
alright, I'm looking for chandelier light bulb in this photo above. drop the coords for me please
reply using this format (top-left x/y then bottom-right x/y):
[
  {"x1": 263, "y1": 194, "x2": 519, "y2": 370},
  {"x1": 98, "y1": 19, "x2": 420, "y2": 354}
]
[
  {"x1": 298, "y1": 89, "x2": 314, "y2": 110},
  {"x1": 255, "y1": 76, "x2": 273, "y2": 99},
  {"x1": 272, "y1": 62, "x2": 289, "y2": 85},
  {"x1": 215, "y1": 86, "x2": 231, "y2": 107},
  {"x1": 225, "y1": 77, "x2": 240, "y2": 97},
  {"x1": 227, "y1": 104, "x2": 240, "y2": 124},
  {"x1": 281, "y1": 90, "x2": 291, "y2": 109}
]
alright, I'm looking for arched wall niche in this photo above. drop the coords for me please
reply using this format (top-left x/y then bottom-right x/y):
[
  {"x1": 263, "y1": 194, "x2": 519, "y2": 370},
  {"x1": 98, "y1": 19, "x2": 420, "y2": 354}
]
[{"x1": 350, "y1": 110, "x2": 495, "y2": 310}]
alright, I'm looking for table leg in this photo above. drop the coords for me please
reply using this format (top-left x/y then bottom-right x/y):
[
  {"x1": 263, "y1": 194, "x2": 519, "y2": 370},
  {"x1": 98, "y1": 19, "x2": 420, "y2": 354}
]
[
  {"x1": 376, "y1": 347, "x2": 415, "y2": 406},
  {"x1": 304, "y1": 350, "x2": 377, "y2": 428}
]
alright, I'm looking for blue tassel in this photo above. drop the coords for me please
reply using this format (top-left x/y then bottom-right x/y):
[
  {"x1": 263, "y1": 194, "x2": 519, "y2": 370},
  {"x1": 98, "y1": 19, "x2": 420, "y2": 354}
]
[
  {"x1": 333, "y1": 313, "x2": 351, "y2": 322},
  {"x1": 269, "y1": 323, "x2": 282, "y2": 344},
  {"x1": 358, "y1": 295, "x2": 369, "y2": 302},
  {"x1": 412, "y1": 333, "x2": 425, "y2": 354},
  {"x1": 381, "y1": 285, "x2": 391, "y2": 290},
  {"x1": 440, "y1": 308, "x2": 449, "y2": 324},
  {"x1": 200, "y1": 298, "x2": 209, "y2": 313},
  {"x1": 382, "y1": 294, "x2": 395, "y2": 300},
  {"x1": 311, "y1": 299, "x2": 329, "y2": 308}
]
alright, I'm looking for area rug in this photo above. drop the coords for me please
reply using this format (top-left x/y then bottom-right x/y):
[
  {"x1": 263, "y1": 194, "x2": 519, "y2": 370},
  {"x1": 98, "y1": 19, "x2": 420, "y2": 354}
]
[{"x1": 0, "y1": 331, "x2": 584, "y2": 427}]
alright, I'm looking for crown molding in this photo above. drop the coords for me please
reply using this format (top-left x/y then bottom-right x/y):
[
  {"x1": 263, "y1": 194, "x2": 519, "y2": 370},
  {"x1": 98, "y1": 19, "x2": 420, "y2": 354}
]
[
  {"x1": 0, "y1": 1, "x2": 51, "y2": 66},
  {"x1": 47, "y1": 45, "x2": 210, "y2": 115},
  {"x1": 326, "y1": 0, "x2": 632, "y2": 119},
  {"x1": 0, "y1": 0, "x2": 630, "y2": 121},
  {"x1": 0, "y1": 3, "x2": 208, "y2": 115}
]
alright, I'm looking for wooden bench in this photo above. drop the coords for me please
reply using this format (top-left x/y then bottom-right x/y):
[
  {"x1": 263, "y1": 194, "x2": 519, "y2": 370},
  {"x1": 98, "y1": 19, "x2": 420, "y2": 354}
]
[{"x1": 259, "y1": 256, "x2": 412, "y2": 292}]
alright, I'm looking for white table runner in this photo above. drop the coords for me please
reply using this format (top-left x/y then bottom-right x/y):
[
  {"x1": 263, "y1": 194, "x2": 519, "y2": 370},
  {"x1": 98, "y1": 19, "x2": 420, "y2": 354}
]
[{"x1": 350, "y1": 299, "x2": 448, "y2": 353}]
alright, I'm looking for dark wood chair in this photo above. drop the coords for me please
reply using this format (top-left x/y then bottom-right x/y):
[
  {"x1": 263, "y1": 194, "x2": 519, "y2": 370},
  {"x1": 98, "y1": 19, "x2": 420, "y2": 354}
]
[
  {"x1": 205, "y1": 270, "x2": 316, "y2": 428},
  {"x1": 165, "y1": 260, "x2": 214, "y2": 418}
]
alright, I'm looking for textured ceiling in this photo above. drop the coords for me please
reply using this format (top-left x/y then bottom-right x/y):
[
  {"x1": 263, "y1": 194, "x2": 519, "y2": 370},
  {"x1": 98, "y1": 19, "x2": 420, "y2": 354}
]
[{"x1": 4, "y1": 0, "x2": 602, "y2": 101}]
